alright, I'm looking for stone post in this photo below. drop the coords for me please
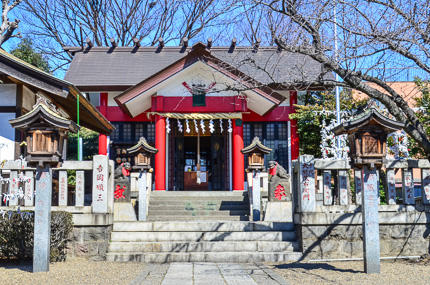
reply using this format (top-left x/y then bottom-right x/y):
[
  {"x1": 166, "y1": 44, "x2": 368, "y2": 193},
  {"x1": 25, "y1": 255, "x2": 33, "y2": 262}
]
[
  {"x1": 298, "y1": 155, "x2": 315, "y2": 212},
  {"x1": 362, "y1": 166, "x2": 380, "y2": 274},
  {"x1": 323, "y1": 170, "x2": 332, "y2": 205},
  {"x1": 338, "y1": 170, "x2": 348, "y2": 205},
  {"x1": 354, "y1": 169, "x2": 362, "y2": 205},
  {"x1": 422, "y1": 169, "x2": 430, "y2": 205},
  {"x1": 75, "y1": 171, "x2": 85, "y2": 207},
  {"x1": 251, "y1": 171, "x2": 261, "y2": 221},
  {"x1": 92, "y1": 155, "x2": 109, "y2": 213},
  {"x1": 33, "y1": 166, "x2": 52, "y2": 273},
  {"x1": 386, "y1": 169, "x2": 396, "y2": 205},
  {"x1": 402, "y1": 168, "x2": 415, "y2": 205},
  {"x1": 138, "y1": 171, "x2": 148, "y2": 221},
  {"x1": 24, "y1": 170, "x2": 34, "y2": 207},
  {"x1": 9, "y1": 170, "x2": 18, "y2": 206},
  {"x1": 58, "y1": 171, "x2": 68, "y2": 206}
]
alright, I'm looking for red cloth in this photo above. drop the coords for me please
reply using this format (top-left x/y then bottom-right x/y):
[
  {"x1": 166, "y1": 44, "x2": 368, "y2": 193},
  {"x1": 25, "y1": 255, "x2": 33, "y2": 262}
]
[
  {"x1": 121, "y1": 163, "x2": 130, "y2": 177},
  {"x1": 269, "y1": 163, "x2": 277, "y2": 176}
]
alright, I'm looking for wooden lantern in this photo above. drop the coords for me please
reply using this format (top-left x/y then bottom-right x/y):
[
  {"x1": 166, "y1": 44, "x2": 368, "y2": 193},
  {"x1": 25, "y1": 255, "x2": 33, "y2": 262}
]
[
  {"x1": 9, "y1": 100, "x2": 78, "y2": 166},
  {"x1": 127, "y1": 137, "x2": 158, "y2": 171},
  {"x1": 333, "y1": 109, "x2": 404, "y2": 167},
  {"x1": 241, "y1": 137, "x2": 272, "y2": 170}
]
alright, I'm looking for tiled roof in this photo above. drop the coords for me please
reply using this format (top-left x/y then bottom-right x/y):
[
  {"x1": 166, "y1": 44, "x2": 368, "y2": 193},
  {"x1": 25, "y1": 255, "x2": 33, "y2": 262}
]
[{"x1": 65, "y1": 44, "x2": 334, "y2": 88}]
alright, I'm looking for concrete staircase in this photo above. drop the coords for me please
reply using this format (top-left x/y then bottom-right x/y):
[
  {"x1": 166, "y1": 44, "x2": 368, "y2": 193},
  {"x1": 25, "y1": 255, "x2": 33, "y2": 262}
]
[
  {"x1": 106, "y1": 191, "x2": 301, "y2": 263},
  {"x1": 106, "y1": 221, "x2": 301, "y2": 263},
  {"x1": 147, "y1": 191, "x2": 251, "y2": 221}
]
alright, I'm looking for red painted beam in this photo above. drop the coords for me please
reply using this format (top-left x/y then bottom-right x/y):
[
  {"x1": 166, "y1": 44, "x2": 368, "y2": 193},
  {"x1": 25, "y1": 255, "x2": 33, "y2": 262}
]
[
  {"x1": 232, "y1": 120, "x2": 244, "y2": 191},
  {"x1": 154, "y1": 115, "x2": 166, "y2": 190},
  {"x1": 150, "y1": 96, "x2": 247, "y2": 113}
]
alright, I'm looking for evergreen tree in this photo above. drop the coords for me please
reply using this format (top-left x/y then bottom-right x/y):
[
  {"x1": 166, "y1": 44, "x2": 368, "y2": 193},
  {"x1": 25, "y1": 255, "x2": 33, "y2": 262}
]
[{"x1": 11, "y1": 38, "x2": 50, "y2": 72}]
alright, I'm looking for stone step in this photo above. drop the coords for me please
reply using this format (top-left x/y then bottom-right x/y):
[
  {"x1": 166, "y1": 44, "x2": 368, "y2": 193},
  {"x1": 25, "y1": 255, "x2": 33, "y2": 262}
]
[
  {"x1": 106, "y1": 251, "x2": 302, "y2": 263},
  {"x1": 148, "y1": 205, "x2": 248, "y2": 212},
  {"x1": 110, "y1": 231, "x2": 296, "y2": 242},
  {"x1": 149, "y1": 201, "x2": 249, "y2": 207},
  {"x1": 150, "y1": 198, "x2": 248, "y2": 204},
  {"x1": 148, "y1": 209, "x2": 249, "y2": 216},
  {"x1": 147, "y1": 215, "x2": 250, "y2": 221},
  {"x1": 108, "y1": 241, "x2": 299, "y2": 253},
  {"x1": 113, "y1": 221, "x2": 295, "y2": 232},
  {"x1": 150, "y1": 191, "x2": 247, "y2": 197}
]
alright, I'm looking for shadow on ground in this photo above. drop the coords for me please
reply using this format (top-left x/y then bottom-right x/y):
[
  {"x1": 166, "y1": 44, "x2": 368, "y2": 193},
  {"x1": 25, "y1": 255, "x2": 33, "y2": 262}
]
[
  {"x1": 0, "y1": 260, "x2": 32, "y2": 272},
  {"x1": 274, "y1": 262, "x2": 362, "y2": 273}
]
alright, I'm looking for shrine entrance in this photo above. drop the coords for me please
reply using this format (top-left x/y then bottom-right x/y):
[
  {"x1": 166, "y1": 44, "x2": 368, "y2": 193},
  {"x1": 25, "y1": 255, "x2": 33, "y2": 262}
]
[{"x1": 169, "y1": 121, "x2": 229, "y2": 191}]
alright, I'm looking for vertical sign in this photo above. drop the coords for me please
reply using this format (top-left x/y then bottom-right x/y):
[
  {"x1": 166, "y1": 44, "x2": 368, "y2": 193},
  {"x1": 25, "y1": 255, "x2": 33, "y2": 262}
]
[
  {"x1": 138, "y1": 171, "x2": 147, "y2": 221},
  {"x1": 33, "y1": 167, "x2": 52, "y2": 273},
  {"x1": 422, "y1": 169, "x2": 430, "y2": 205},
  {"x1": 362, "y1": 167, "x2": 380, "y2": 274},
  {"x1": 92, "y1": 155, "x2": 108, "y2": 213},
  {"x1": 299, "y1": 155, "x2": 315, "y2": 212},
  {"x1": 338, "y1": 170, "x2": 348, "y2": 205},
  {"x1": 75, "y1": 171, "x2": 85, "y2": 207},
  {"x1": 9, "y1": 171, "x2": 18, "y2": 206},
  {"x1": 402, "y1": 169, "x2": 415, "y2": 205},
  {"x1": 24, "y1": 170, "x2": 34, "y2": 207},
  {"x1": 323, "y1": 171, "x2": 332, "y2": 205},
  {"x1": 354, "y1": 169, "x2": 362, "y2": 205},
  {"x1": 252, "y1": 171, "x2": 261, "y2": 221},
  {"x1": 58, "y1": 171, "x2": 68, "y2": 206},
  {"x1": 386, "y1": 169, "x2": 396, "y2": 205}
]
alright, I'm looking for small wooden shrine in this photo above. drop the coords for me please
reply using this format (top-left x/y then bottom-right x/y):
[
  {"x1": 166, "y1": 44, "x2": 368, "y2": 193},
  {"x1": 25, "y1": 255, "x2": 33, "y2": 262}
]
[
  {"x1": 241, "y1": 136, "x2": 272, "y2": 170},
  {"x1": 333, "y1": 108, "x2": 404, "y2": 167},
  {"x1": 127, "y1": 136, "x2": 158, "y2": 171},
  {"x1": 9, "y1": 99, "x2": 78, "y2": 166}
]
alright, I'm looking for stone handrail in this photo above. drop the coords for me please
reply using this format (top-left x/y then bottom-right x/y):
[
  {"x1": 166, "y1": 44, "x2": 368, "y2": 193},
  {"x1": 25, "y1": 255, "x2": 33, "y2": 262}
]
[
  {"x1": 293, "y1": 155, "x2": 430, "y2": 212},
  {"x1": 0, "y1": 155, "x2": 114, "y2": 214}
]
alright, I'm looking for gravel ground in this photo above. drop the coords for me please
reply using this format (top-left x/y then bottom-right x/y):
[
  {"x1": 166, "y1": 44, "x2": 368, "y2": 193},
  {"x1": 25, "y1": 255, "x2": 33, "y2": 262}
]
[
  {"x1": 271, "y1": 259, "x2": 430, "y2": 285},
  {"x1": 0, "y1": 258, "x2": 144, "y2": 285}
]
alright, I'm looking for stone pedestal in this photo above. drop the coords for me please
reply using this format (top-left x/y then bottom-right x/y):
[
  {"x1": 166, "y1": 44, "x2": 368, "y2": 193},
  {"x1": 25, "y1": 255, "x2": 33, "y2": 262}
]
[
  {"x1": 251, "y1": 171, "x2": 261, "y2": 221},
  {"x1": 362, "y1": 166, "x2": 380, "y2": 274},
  {"x1": 138, "y1": 171, "x2": 148, "y2": 221},
  {"x1": 33, "y1": 167, "x2": 52, "y2": 273}
]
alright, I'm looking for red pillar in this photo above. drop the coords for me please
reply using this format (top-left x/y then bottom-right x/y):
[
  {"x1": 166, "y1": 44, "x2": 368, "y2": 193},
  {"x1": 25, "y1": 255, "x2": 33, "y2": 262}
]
[
  {"x1": 232, "y1": 119, "x2": 244, "y2": 191},
  {"x1": 290, "y1": 90, "x2": 299, "y2": 160},
  {"x1": 98, "y1": 92, "x2": 108, "y2": 155},
  {"x1": 154, "y1": 115, "x2": 166, "y2": 191}
]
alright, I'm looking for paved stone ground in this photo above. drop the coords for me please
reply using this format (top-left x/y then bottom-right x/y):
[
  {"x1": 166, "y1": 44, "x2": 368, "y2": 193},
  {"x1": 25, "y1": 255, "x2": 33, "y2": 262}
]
[{"x1": 130, "y1": 263, "x2": 288, "y2": 285}]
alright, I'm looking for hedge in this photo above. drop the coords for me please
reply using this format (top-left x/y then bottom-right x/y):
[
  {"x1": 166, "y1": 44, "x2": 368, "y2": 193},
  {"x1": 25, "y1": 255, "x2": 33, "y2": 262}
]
[{"x1": 0, "y1": 210, "x2": 73, "y2": 262}]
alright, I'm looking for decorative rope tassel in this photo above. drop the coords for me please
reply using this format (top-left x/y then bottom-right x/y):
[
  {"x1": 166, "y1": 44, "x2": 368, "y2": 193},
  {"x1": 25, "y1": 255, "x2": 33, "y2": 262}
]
[
  {"x1": 193, "y1": 119, "x2": 199, "y2": 133},
  {"x1": 166, "y1": 117, "x2": 171, "y2": 133},
  {"x1": 177, "y1": 119, "x2": 183, "y2": 133},
  {"x1": 209, "y1": 119, "x2": 214, "y2": 133},
  {"x1": 185, "y1": 119, "x2": 191, "y2": 133},
  {"x1": 228, "y1": 119, "x2": 232, "y2": 133},
  {"x1": 200, "y1": 119, "x2": 205, "y2": 133}
]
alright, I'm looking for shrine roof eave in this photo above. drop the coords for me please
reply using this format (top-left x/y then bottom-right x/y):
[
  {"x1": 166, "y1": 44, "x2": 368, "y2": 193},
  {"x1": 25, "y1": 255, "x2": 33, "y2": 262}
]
[
  {"x1": 333, "y1": 109, "x2": 405, "y2": 136},
  {"x1": 9, "y1": 103, "x2": 78, "y2": 132},
  {"x1": 241, "y1": 136, "x2": 272, "y2": 154},
  {"x1": 127, "y1": 137, "x2": 158, "y2": 154}
]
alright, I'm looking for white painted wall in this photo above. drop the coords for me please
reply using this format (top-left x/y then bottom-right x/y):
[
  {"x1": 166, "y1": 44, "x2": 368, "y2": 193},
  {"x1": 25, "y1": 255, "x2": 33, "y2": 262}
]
[
  {"x1": 108, "y1": 92, "x2": 121, "y2": 106},
  {"x1": 0, "y1": 135, "x2": 14, "y2": 161},
  {"x1": 22, "y1": 85, "x2": 36, "y2": 111},
  {"x1": 0, "y1": 84, "x2": 16, "y2": 106}
]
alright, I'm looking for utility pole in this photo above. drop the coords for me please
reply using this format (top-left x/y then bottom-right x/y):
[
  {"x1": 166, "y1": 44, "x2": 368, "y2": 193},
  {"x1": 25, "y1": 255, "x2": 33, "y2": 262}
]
[{"x1": 334, "y1": 0, "x2": 341, "y2": 153}]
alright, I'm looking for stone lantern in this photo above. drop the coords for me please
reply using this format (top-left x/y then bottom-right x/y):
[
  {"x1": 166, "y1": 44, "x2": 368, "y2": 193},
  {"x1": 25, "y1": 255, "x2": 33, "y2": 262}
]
[
  {"x1": 333, "y1": 109, "x2": 404, "y2": 168},
  {"x1": 333, "y1": 108, "x2": 404, "y2": 274},
  {"x1": 127, "y1": 137, "x2": 157, "y2": 221},
  {"x1": 241, "y1": 136, "x2": 272, "y2": 171},
  {"x1": 9, "y1": 99, "x2": 78, "y2": 167},
  {"x1": 241, "y1": 137, "x2": 272, "y2": 221},
  {"x1": 127, "y1": 137, "x2": 158, "y2": 171}
]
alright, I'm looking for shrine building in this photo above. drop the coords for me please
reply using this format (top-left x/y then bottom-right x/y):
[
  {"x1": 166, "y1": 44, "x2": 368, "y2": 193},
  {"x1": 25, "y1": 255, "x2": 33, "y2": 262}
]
[{"x1": 65, "y1": 41, "x2": 331, "y2": 191}]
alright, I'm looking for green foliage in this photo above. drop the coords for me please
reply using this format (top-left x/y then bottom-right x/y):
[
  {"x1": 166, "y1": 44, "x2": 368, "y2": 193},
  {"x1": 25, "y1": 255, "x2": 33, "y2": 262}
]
[
  {"x1": 10, "y1": 38, "x2": 50, "y2": 73},
  {"x1": 67, "y1": 127, "x2": 99, "y2": 161},
  {"x1": 408, "y1": 79, "x2": 430, "y2": 158},
  {"x1": 0, "y1": 211, "x2": 73, "y2": 262},
  {"x1": 289, "y1": 90, "x2": 367, "y2": 157}
]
